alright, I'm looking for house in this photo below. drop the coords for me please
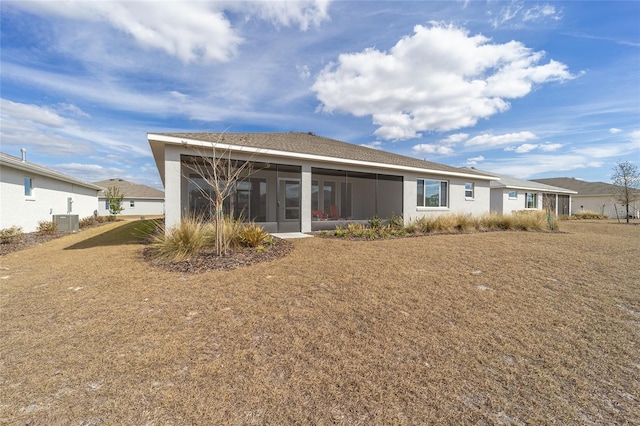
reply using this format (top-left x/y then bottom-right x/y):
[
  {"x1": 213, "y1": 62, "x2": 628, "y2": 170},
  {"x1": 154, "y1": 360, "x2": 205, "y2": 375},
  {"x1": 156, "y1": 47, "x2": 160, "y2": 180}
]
[
  {"x1": 466, "y1": 169, "x2": 577, "y2": 216},
  {"x1": 0, "y1": 150, "x2": 101, "y2": 233},
  {"x1": 532, "y1": 177, "x2": 640, "y2": 218},
  {"x1": 94, "y1": 178, "x2": 165, "y2": 217},
  {"x1": 148, "y1": 132, "x2": 498, "y2": 233}
]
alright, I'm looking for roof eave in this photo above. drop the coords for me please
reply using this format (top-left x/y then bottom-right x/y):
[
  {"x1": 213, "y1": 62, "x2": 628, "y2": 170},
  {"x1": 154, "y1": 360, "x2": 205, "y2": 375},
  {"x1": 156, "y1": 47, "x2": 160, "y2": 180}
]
[{"x1": 147, "y1": 133, "x2": 498, "y2": 181}]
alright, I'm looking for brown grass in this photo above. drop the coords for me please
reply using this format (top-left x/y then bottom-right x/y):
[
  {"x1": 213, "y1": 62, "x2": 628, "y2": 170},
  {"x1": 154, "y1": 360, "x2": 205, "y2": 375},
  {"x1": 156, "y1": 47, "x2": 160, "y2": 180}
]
[{"x1": 1, "y1": 220, "x2": 639, "y2": 424}]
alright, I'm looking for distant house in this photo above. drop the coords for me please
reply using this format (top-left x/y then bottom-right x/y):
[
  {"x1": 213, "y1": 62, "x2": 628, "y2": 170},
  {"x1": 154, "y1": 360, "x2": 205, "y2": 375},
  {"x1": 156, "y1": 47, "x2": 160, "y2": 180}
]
[
  {"x1": 0, "y1": 150, "x2": 101, "y2": 233},
  {"x1": 532, "y1": 177, "x2": 640, "y2": 218},
  {"x1": 148, "y1": 132, "x2": 497, "y2": 233},
  {"x1": 94, "y1": 178, "x2": 165, "y2": 217},
  {"x1": 466, "y1": 169, "x2": 577, "y2": 215}
]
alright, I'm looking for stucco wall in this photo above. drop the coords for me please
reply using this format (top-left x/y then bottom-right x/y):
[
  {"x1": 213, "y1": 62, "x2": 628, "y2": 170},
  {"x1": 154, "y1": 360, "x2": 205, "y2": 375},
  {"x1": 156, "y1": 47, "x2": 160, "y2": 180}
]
[
  {"x1": 0, "y1": 164, "x2": 99, "y2": 233},
  {"x1": 573, "y1": 195, "x2": 639, "y2": 218},
  {"x1": 97, "y1": 197, "x2": 164, "y2": 216}
]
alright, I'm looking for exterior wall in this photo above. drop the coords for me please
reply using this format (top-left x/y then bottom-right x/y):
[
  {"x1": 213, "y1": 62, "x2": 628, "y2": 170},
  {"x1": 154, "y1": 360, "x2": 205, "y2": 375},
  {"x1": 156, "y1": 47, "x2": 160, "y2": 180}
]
[
  {"x1": 97, "y1": 197, "x2": 164, "y2": 216},
  {"x1": 163, "y1": 145, "x2": 493, "y2": 233},
  {"x1": 403, "y1": 173, "x2": 491, "y2": 223},
  {"x1": 573, "y1": 195, "x2": 640, "y2": 218},
  {"x1": 490, "y1": 189, "x2": 531, "y2": 214},
  {"x1": 0, "y1": 164, "x2": 98, "y2": 233}
]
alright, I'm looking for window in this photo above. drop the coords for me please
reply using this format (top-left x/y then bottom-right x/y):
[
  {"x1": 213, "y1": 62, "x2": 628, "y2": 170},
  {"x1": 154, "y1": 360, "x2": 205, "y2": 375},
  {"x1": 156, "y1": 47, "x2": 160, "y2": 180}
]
[
  {"x1": 24, "y1": 177, "x2": 33, "y2": 196},
  {"x1": 130, "y1": 200, "x2": 135, "y2": 208},
  {"x1": 417, "y1": 179, "x2": 448, "y2": 207},
  {"x1": 525, "y1": 193, "x2": 538, "y2": 209},
  {"x1": 105, "y1": 200, "x2": 110, "y2": 209},
  {"x1": 465, "y1": 182, "x2": 474, "y2": 199},
  {"x1": 508, "y1": 190, "x2": 517, "y2": 199}
]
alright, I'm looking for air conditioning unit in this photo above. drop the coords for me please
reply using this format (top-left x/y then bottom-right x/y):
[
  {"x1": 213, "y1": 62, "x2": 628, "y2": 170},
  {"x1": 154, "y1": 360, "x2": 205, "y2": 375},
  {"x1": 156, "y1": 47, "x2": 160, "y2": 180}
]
[{"x1": 52, "y1": 214, "x2": 79, "y2": 232}]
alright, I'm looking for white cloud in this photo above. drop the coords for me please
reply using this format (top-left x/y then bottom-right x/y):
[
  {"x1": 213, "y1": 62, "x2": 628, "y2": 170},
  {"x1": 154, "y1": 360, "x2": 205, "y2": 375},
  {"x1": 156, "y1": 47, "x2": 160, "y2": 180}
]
[
  {"x1": 492, "y1": 2, "x2": 562, "y2": 28},
  {"x1": 522, "y1": 4, "x2": 561, "y2": 22},
  {"x1": 312, "y1": 23, "x2": 577, "y2": 140},
  {"x1": 360, "y1": 141, "x2": 383, "y2": 150},
  {"x1": 440, "y1": 133, "x2": 469, "y2": 144},
  {"x1": 412, "y1": 144, "x2": 455, "y2": 155},
  {"x1": 630, "y1": 130, "x2": 640, "y2": 142},
  {"x1": 9, "y1": 1, "x2": 330, "y2": 63},
  {"x1": 297, "y1": 65, "x2": 311, "y2": 80},
  {"x1": 465, "y1": 155, "x2": 485, "y2": 166},
  {"x1": 1, "y1": 98, "x2": 71, "y2": 128},
  {"x1": 54, "y1": 163, "x2": 126, "y2": 183},
  {"x1": 505, "y1": 141, "x2": 562, "y2": 153},
  {"x1": 609, "y1": 127, "x2": 622, "y2": 134},
  {"x1": 465, "y1": 131, "x2": 538, "y2": 148}
]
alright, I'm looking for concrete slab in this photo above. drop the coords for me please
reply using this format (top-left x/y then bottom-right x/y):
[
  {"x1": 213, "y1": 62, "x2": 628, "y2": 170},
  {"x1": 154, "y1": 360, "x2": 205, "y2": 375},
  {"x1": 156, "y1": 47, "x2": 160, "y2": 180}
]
[{"x1": 271, "y1": 232, "x2": 313, "y2": 239}]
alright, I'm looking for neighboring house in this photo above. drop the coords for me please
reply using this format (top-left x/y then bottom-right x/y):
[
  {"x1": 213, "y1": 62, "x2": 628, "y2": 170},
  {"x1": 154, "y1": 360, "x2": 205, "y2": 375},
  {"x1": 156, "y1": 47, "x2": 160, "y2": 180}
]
[
  {"x1": 148, "y1": 132, "x2": 498, "y2": 233},
  {"x1": 0, "y1": 150, "x2": 101, "y2": 233},
  {"x1": 94, "y1": 178, "x2": 165, "y2": 217},
  {"x1": 532, "y1": 177, "x2": 640, "y2": 218},
  {"x1": 466, "y1": 169, "x2": 577, "y2": 216}
]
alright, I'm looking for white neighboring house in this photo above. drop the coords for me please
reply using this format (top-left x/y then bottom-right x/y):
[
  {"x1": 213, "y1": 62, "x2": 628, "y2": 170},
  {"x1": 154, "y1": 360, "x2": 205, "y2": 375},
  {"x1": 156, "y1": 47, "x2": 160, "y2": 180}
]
[
  {"x1": 466, "y1": 169, "x2": 577, "y2": 215},
  {"x1": 94, "y1": 178, "x2": 165, "y2": 217},
  {"x1": 532, "y1": 177, "x2": 640, "y2": 218},
  {"x1": 0, "y1": 151, "x2": 101, "y2": 233}
]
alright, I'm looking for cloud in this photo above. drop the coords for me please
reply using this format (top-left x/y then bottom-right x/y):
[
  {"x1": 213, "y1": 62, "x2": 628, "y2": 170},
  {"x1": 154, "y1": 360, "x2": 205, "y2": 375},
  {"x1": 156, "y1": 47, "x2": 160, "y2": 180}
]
[
  {"x1": 312, "y1": 23, "x2": 578, "y2": 140},
  {"x1": 360, "y1": 141, "x2": 383, "y2": 150},
  {"x1": 492, "y1": 2, "x2": 562, "y2": 28},
  {"x1": 54, "y1": 163, "x2": 126, "y2": 183},
  {"x1": 297, "y1": 65, "x2": 311, "y2": 80},
  {"x1": 504, "y1": 142, "x2": 563, "y2": 153},
  {"x1": 465, "y1": 131, "x2": 538, "y2": 148},
  {"x1": 412, "y1": 144, "x2": 455, "y2": 155},
  {"x1": 8, "y1": 1, "x2": 330, "y2": 63},
  {"x1": 609, "y1": 128, "x2": 622, "y2": 134},
  {"x1": 0, "y1": 98, "x2": 71, "y2": 128},
  {"x1": 440, "y1": 133, "x2": 469, "y2": 145},
  {"x1": 465, "y1": 155, "x2": 485, "y2": 166}
]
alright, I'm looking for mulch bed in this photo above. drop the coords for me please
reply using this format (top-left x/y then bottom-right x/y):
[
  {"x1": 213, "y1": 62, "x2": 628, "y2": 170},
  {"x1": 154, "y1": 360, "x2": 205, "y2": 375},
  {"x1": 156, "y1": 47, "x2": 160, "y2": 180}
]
[{"x1": 142, "y1": 237, "x2": 294, "y2": 273}]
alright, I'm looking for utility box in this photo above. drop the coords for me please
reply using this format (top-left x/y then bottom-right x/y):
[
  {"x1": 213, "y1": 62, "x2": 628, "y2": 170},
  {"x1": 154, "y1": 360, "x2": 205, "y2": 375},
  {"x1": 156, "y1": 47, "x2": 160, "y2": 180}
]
[{"x1": 53, "y1": 214, "x2": 79, "y2": 233}]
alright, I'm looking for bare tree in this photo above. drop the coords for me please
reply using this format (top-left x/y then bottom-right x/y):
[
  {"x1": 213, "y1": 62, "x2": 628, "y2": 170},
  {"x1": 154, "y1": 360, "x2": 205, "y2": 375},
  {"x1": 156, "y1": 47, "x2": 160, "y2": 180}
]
[
  {"x1": 611, "y1": 161, "x2": 640, "y2": 224},
  {"x1": 181, "y1": 136, "x2": 261, "y2": 256}
]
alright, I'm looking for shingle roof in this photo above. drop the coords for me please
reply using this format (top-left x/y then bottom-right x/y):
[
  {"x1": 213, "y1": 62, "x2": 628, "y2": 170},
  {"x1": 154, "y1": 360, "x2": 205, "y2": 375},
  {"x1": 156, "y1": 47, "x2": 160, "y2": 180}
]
[
  {"x1": 465, "y1": 169, "x2": 577, "y2": 194},
  {"x1": 532, "y1": 177, "x2": 640, "y2": 196},
  {"x1": 151, "y1": 132, "x2": 495, "y2": 179},
  {"x1": 93, "y1": 178, "x2": 164, "y2": 199},
  {"x1": 0, "y1": 152, "x2": 102, "y2": 191}
]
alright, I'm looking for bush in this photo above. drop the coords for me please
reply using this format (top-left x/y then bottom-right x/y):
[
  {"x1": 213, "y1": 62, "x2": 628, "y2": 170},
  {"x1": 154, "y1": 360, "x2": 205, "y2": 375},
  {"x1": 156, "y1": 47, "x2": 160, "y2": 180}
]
[
  {"x1": 0, "y1": 226, "x2": 24, "y2": 244},
  {"x1": 387, "y1": 213, "x2": 404, "y2": 230},
  {"x1": 570, "y1": 211, "x2": 608, "y2": 220},
  {"x1": 368, "y1": 215, "x2": 383, "y2": 230},
  {"x1": 37, "y1": 220, "x2": 58, "y2": 235},
  {"x1": 148, "y1": 218, "x2": 214, "y2": 261},
  {"x1": 79, "y1": 216, "x2": 99, "y2": 228},
  {"x1": 239, "y1": 222, "x2": 269, "y2": 247}
]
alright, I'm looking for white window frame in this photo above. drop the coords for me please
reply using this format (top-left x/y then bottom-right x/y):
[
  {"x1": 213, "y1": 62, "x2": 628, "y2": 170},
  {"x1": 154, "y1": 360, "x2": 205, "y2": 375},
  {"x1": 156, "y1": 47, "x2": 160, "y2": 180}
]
[
  {"x1": 508, "y1": 190, "x2": 517, "y2": 200},
  {"x1": 24, "y1": 176, "x2": 34, "y2": 198},
  {"x1": 417, "y1": 178, "x2": 448, "y2": 208},
  {"x1": 465, "y1": 182, "x2": 474, "y2": 199},
  {"x1": 525, "y1": 192, "x2": 538, "y2": 209},
  {"x1": 130, "y1": 200, "x2": 135, "y2": 208}
]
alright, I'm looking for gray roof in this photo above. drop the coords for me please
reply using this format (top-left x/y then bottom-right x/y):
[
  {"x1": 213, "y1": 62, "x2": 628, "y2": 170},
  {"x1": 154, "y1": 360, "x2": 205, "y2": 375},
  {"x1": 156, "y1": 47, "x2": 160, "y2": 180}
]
[
  {"x1": 149, "y1": 132, "x2": 495, "y2": 181},
  {"x1": 0, "y1": 152, "x2": 102, "y2": 191},
  {"x1": 532, "y1": 177, "x2": 640, "y2": 196},
  {"x1": 94, "y1": 178, "x2": 165, "y2": 199},
  {"x1": 466, "y1": 168, "x2": 577, "y2": 194}
]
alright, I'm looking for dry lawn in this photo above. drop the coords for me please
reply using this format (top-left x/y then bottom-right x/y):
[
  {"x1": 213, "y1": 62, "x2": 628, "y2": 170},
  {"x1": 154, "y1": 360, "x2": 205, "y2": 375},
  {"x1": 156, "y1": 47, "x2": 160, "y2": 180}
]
[{"x1": 1, "y1": 220, "x2": 639, "y2": 425}]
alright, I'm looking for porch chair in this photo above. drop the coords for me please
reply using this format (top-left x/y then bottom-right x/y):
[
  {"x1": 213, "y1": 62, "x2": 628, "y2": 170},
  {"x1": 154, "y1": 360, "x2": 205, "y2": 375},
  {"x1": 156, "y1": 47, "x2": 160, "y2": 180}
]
[{"x1": 330, "y1": 205, "x2": 340, "y2": 220}]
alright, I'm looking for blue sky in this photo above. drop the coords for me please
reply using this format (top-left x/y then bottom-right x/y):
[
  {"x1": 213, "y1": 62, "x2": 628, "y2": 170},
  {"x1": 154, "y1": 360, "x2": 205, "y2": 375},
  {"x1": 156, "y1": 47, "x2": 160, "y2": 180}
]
[{"x1": 1, "y1": 1, "x2": 638, "y2": 189}]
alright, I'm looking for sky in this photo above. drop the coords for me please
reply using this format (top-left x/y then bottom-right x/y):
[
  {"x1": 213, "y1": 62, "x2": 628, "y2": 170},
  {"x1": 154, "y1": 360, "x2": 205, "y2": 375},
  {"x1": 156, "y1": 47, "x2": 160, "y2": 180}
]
[{"x1": 1, "y1": 0, "x2": 638, "y2": 190}]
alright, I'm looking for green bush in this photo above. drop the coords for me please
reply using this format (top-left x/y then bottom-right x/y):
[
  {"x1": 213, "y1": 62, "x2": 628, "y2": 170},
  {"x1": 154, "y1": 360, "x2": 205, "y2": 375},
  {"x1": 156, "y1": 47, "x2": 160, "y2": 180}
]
[
  {"x1": 0, "y1": 226, "x2": 24, "y2": 244},
  {"x1": 148, "y1": 218, "x2": 214, "y2": 261},
  {"x1": 368, "y1": 215, "x2": 383, "y2": 230},
  {"x1": 37, "y1": 220, "x2": 58, "y2": 235},
  {"x1": 387, "y1": 213, "x2": 404, "y2": 230},
  {"x1": 239, "y1": 222, "x2": 269, "y2": 247}
]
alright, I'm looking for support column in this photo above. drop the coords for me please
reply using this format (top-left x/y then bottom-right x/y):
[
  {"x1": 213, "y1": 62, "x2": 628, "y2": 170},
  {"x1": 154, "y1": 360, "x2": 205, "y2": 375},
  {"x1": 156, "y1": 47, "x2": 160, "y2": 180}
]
[
  {"x1": 300, "y1": 165, "x2": 312, "y2": 232},
  {"x1": 164, "y1": 146, "x2": 182, "y2": 233}
]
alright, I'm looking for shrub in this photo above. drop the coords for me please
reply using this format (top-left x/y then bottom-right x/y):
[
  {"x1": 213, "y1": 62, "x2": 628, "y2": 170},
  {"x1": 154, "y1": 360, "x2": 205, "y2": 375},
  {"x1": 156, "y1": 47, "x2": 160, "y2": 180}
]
[
  {"x1": 570, "y1": 211, "x2": 608, "y2": 220},
  {"x1": 387, "y1": 213, "x2": 404, "y2": 230},
  {"x1": 239, "y1": 222, "x2": 269, "y2": 247},
  {"x1": 79, "y1": 216, "x2": 98, "y2": 228},
  {"x1": 0, "y1": 226, "x2": 24, "y2": 244},
  {"x1": 368, "y1": 215, "x2": 383, "y2": 230},
  {"x1": 334, "y1": 226, "x2": 348, "y2": 238},
  {"x1": 148, "y1": 218, "x2": 214, "y2": 261},
  {"x1": 37, "y1": 220, "x2": 58, "y2": 235},
  {"x1": 511, "y1": 210, "x2": 546, "y2": 231}
]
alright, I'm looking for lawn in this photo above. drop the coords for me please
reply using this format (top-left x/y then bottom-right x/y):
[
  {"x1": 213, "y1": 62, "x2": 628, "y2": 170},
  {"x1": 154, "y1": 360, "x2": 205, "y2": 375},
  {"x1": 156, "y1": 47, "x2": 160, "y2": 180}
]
[{"x1": 1, "y1": 220, "x2": 638, "y2": 424}]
